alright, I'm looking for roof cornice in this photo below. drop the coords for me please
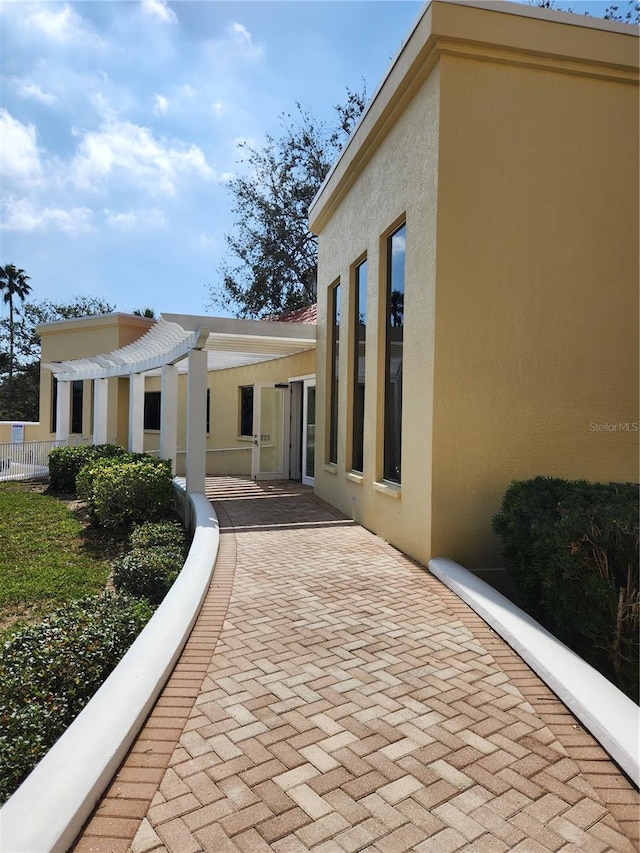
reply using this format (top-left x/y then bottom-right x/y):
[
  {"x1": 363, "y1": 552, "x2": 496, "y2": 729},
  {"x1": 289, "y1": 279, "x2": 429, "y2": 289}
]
[{"x1": 308, "y1": 0, "x2": 639, "y2": 235}]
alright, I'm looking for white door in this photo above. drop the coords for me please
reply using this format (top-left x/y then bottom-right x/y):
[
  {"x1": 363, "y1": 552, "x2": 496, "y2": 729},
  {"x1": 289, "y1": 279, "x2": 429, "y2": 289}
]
[
  {"x1": 251, "y1": 382, "x2": 290, "y2": 480},
  {"x1": 301, "y1": 378, "x2": 316, "y2": 487}
]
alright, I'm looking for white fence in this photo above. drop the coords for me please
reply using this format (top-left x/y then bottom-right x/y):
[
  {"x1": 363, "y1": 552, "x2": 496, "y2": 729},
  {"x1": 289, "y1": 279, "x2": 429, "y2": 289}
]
[{"x1": 0, "y1": 437, "x2": 93, "y2": 483}]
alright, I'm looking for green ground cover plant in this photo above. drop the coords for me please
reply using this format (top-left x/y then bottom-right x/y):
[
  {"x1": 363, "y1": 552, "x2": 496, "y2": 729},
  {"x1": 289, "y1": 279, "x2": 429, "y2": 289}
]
[
  {"x1": 493, "y1": 476, "x2": 639, "y2": 701},
  {"x1": 0, "y1": 482, "x2": 111, "y2": 629},
  {"x1": 0, "y1": 593, "x2": 153, "y2": 802},
  {"x1": 0, "y1": 456, "x2": 188, "y2": 804}
]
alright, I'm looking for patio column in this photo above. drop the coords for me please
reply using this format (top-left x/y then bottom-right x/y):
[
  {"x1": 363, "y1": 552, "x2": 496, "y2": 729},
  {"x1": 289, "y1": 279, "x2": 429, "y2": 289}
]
[
  {"x1": 160, "y1": 363, "x2": 178, "y2": 473},
  {"x1": 93, "y1": 378, "x2": 109, "y2": 445},
  {"x1": 186, "y1": 348, "x2": 207, "y2": 494},
  {"x1": 128, "y1": 373, "x2": 145, "y2": 453},
  {"x1": 55, "y1": 379, "x2": 71, "y2": 443}
]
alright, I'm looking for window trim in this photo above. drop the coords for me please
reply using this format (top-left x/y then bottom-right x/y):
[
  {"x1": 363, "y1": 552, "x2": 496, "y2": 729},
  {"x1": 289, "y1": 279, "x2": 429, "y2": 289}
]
[
  {"x1": 143, "y1": 390, "x2": 162, "y2": 432},
  {"x1": 381, "y1": 219, "x2": 406, "y2": 486},
  {"x1": 239, "y1": 385, "x2": 254, "y2": 438},
  {"x1": 327, "y1": 279, "x2": 341, "y2": 466},
  {"x1": 350, "y1": 254, "x2": 367, "y2": 475}
]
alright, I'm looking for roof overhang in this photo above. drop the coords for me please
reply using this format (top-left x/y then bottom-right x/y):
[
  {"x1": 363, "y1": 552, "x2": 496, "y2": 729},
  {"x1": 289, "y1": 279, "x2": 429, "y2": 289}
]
[
  {"x1": 308, "y1": 0, "x2": 639, "y2": 235},
  {"x1": 44, "y1": 314, "x2": 316, "y2": 381}
]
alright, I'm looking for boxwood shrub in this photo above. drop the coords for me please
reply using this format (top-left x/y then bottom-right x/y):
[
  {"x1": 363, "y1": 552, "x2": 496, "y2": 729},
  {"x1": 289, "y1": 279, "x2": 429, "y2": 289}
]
[
  {"x1": 0, "y1": 593, "x2": 153, "y2": 803},
  {"x1": 492, "y1": 477, "x2": 639, "y2": 700},
  {"x1": 113, "y1": 520, "x2": 186, "y2": 605},
  {"x1": 80, "y1": 456, "x2": 174, "y2": 530},
  {"x1": 48, "y1": 444, "x2": 127, "y2": 494}
]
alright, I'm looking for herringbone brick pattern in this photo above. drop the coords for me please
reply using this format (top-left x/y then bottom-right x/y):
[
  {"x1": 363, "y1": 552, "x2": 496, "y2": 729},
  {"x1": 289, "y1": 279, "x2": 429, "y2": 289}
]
[{"x1": 74, "y1": 478, "x2": 638, "y2": 852}]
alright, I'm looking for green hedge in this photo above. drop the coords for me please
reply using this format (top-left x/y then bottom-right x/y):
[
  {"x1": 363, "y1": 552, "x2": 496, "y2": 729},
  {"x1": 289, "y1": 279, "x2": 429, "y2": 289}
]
[
  {"x1": 113, "y1": 521, "x2": 186, "y2": 605},
  {"x1": 0, "y1": 593, "x2": 153, "y2": 803},
  {"x1": 77, "y1": 456, "x2": 173, "y2": 530},
  {"x1": 48, "y1": 444, "x2": 128, "y2": 494},
  {"x1": 492, "y1": 477, "x2": 639, "y2": 700}
]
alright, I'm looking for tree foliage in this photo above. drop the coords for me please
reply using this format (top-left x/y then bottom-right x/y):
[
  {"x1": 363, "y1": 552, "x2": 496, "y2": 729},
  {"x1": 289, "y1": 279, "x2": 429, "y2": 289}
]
[
  {"x1": 210, "y1": 87, "x2": 367, "y2": 319},
  {"x1": 6, "y1": 296, "x2": 116, "y2": 366},
  {"x1": 0, "y1": 265, "x2": 31, "y2": 382},
  {"x1": 0, "y1": 294, "x2": 115, "y2": 422},
  {"x1": 532, "y1": 0, "x2": 639, "y2": 23}
]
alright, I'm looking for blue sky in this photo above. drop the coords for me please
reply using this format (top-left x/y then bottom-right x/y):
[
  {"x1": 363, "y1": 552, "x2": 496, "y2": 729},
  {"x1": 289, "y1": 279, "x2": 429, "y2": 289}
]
[{"x1": 0, "y1": 0, "x2": 623, "y2": 318}]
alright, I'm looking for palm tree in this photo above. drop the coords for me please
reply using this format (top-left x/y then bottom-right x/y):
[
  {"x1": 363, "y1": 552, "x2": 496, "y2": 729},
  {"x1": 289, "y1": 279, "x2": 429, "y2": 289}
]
[{"x1": 0, "y1": 264, "x2": 32, "y2": 380}]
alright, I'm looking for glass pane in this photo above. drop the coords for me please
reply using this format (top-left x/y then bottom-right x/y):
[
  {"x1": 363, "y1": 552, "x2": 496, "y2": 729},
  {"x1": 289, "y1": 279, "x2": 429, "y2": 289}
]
[
  {"x1": 305, "y1": 386, "x2": 316, "y2": 479},
  {"x1": 384, "y1": 224, "x2": 405, "y2": 483},
  {"x1": 352, "y1": 259, "x2": 367, "y2": 473},
  {"x1": 329, "y1": 282, "x2": 340, "y2": 464},
  {"x1": 240, "y1": 386, "x2": 253, "y2": 436},
  {"x1": 259, "y1": 387, "x2": 284, "y2": 474}
]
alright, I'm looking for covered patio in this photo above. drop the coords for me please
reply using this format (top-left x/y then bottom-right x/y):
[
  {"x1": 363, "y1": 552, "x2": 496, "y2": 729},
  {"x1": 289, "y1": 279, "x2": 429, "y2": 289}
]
[{"x1": 45, "y1": 314, "x2": 316, "y2": 493}]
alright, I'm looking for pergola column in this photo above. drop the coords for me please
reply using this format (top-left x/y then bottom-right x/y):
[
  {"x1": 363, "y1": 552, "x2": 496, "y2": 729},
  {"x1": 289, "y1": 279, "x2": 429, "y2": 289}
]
[
  {"x1": 55, "y1": 379, "x2": 71, "y2": 443},
  {"x1": 93, "y1": 379, "x2": 109, "y2": 445},
  {"x1": 160, "y1": 363, "x2": 178, "y2": 473},
  {"x1": 186, "y1": 349, "x2": 207, "y2": 494},
  {"x1": 128, "y1": 373, "x2": 145, "y2": 454}
]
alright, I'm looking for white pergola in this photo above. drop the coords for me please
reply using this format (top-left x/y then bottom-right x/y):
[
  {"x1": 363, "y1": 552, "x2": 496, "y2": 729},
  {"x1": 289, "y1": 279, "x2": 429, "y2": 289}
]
[{"x1": 45, "y1": 314, "x2": 316, "y2": 494}]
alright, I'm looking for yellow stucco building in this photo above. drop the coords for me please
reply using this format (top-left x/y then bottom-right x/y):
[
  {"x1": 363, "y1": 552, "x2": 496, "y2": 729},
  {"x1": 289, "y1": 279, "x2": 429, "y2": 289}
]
[
  {"x1": 309, "y1": 0, "x2": 639, "y2": 569},
  {"x1": 1, "y1": 1, "x2": 637, "y2": 571}
]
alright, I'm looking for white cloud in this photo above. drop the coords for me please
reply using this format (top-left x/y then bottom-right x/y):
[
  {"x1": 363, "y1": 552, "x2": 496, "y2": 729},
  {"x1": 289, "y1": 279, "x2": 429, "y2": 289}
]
[
  {"x1": 197, "y1": 233, "x2": 217, "y2": 250},
  {"x1": 1, "y1": 196, "x2": 92, "y2": 233},
  {"x1": 153, "y1": 94, "x2": 170, "y2": 115},
  {"x1": 141, "y1": 0, "x2": 177, "y2": 25},
  {"x1": 0, "y1": 109, "x2": 42, "y2": 182},
  {"x1": 228, "y1": 21, "x2": 263, "y2": 59},
  {"x1": 13, "y1": 79, "x2": 57, "y2": 106},
  {"x1": 24, "y1": 3, "x2": 101, "y2": 46},
  {"x1": 71, "y1": 117, "x2": 215, "y2": 196},
  {"x1": 104, "y1": 207, "x2": 167, "y2": 229},
  {"x1": 212, "y1": 100, "x2": 225, "y2": 117}
]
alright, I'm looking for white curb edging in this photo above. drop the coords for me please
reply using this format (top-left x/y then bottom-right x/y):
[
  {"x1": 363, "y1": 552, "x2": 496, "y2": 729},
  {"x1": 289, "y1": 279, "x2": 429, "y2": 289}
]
[
  {"x1": 429, "y1": 557, "x2": 640, "y2": 786},
  {"x1": 0, "y1": 490, "x2": 219, "y2": 853}
]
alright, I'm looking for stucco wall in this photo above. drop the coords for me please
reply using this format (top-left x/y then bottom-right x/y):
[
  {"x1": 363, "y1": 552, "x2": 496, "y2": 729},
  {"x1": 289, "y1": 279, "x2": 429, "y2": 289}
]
[
  {"x1": 314, "y1": 65, "x2": 440, "y2": 565},
  {"x1": 142, "y1": 349, "x2": 316, "y2": 477},
  {"x1": 311, "y1": 2, "x2": 638, "y2": 573},
  {"x1": 37, "y1": 314, "x2": 153, "y2": 443},
  {"x1": 432, "y1": 52, "x2": 639, "y2": 568}
]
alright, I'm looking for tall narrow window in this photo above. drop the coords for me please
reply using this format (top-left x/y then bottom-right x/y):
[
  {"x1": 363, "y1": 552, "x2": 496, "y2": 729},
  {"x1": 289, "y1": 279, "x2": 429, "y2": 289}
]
[
  {"x1": 71, "y1": 379, "x2": 83, "y2": 434},
  {"x1": 351, "y1": 259, "x2": 367, "y2": 473},
  {"x1": 144, "y1": 391, "x2": 161, "y2": 430},
  {"x1": 383, "y1": 223, "x2": 406, "y2": 483},
  {"x1": 328, "y1": 281, "x2": 340, "y2": 464},
  {"x1": 239, "y1": 386, "x2": 253, "y2": 437}
]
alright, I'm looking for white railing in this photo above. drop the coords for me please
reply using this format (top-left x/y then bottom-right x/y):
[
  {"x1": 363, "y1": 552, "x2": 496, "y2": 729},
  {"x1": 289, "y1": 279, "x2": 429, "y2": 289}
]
[{"x1": 0, "y1": 436, "x2": 97, "y2": 482}]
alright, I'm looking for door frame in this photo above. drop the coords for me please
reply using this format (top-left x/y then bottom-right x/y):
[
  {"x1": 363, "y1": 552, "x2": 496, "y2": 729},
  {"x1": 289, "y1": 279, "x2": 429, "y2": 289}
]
[
  {"x1": 251, "y1": 381, "x2": 290, "y2": 480},
  {"x1": 301, "y1": 377, "x2": 316, "y2": 487}
]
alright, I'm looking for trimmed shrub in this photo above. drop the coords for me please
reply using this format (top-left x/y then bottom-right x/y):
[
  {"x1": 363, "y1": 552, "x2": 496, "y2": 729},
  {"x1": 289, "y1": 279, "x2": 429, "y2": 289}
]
[
  {"x1": 130, "y1": 520, "x2": 186, "y2": 553},
  {"x1": 493, "y1": 477, "x2": 639, "y2": 700},
  {"x1": 112, "y1": 520, "x2": 186, "y2": 605},
  {"x1": 48, "y1": 444, "x2": 127, "y2": 494},
  {"x1": 0, "y1": 593, "x2": 152, "y2": 803},
  {"x1": 113, "y1": 548, "x2": 181, "y2": 605},
  {"x1": 82, "y1": 457, "x2": 173, "y2": 530}
]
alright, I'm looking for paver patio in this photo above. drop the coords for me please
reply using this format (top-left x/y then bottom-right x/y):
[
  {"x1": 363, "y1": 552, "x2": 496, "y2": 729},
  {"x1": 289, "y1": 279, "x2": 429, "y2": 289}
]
[{"x1": 73, "y1": 478, "x2": 639, "y2": 853}]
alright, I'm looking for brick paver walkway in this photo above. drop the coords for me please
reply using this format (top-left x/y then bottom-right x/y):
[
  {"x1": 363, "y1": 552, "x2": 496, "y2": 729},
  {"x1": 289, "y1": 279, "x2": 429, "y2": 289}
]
[{"x1": 74, "y1": 478, "x2": 638, "y2": 853}]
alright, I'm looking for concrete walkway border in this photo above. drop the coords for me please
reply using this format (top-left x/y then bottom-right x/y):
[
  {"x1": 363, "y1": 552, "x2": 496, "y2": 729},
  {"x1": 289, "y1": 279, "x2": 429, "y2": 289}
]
[
  {"x1": 0, "y1": 487, "x2": 219, "y2": 853},
  {"x1": 429, "y1": 557, "x2": 640, "y2": 787}
]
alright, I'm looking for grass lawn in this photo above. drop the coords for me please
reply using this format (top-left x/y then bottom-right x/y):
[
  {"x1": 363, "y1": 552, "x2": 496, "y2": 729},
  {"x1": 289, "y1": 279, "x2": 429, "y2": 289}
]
[{"x1": 0, "y1": 481, "x2": 112, "y2": 631}]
